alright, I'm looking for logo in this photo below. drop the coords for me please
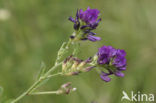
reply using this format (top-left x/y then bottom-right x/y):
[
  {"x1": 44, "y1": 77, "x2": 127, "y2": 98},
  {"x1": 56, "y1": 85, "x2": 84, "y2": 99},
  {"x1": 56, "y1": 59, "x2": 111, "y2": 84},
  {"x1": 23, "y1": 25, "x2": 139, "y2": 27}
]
[{"x1": 121, "y1": 91, "x2": 154, "y2": 102}]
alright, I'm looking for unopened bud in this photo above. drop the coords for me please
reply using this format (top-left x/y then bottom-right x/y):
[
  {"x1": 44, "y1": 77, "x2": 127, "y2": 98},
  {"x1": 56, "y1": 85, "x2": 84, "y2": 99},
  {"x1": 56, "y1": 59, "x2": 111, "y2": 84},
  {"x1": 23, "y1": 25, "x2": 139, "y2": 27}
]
[
  {"x1": 61, "y1": 82, "x2": 71, "y2": 89},
  {"x1": 59, "y1": 82, "x2": 77, "y2": 95},
  {"x1": 65, "y1": 87, "x2": 77, "y2": 94}
]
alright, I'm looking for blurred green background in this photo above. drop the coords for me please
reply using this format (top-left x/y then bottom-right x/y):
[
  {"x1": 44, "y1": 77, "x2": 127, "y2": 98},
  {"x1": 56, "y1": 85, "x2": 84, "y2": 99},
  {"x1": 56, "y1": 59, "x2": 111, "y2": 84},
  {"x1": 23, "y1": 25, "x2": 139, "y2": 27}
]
[{"x1": 0, "y1": 0, "x2": 156, "y2": 103}]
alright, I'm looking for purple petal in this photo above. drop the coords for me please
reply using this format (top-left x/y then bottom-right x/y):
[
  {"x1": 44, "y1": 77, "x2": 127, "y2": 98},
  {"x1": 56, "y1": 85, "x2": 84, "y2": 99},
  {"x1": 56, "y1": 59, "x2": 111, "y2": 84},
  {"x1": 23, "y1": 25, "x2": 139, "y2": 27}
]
[
  {"x1": 80, "y1": 25, "x2": 90, "y2": 29},
  {"x1": 79, "y1": 7, "x2": 100, "y2": 24},
  {"x1": 88, "y1": 32, "x2": 96, "y2": 35},
  {"x1": 87, "y1": 6, "x2": 90, "y2": 10},
  {"x1": 91, "y1": 18, "x2": 102, "y2": 29},
  {"x1": 114, "y1": 71, "x2": 124, "y2": 77},
  {"x1": 87, "y1": 35, "x2": 101, "y2": 42},
  {"x1": 85, "y1": 57, "x2": 92, "y2": 63},
  {"x1": 101, "y1": 72, "x2": 108, "y2": 76},
  {"x1": 97, "y1": 18, "x2": 102, "y2": 23},
  {"x1": 97, "y1": 46, "x2": 117, "y2": 64},
  {"x1": 74, "y1": 23, "x2": 80, "y2": 30},
  {"x1": 79, "y1": 9, "x2": 84, "y2": 19},
  {"x1": 113, "y1": 56, "x2": 126, "y2": 68},
  {"x1": 118, "y1": 67, "x2": 126, "y2": 71},
  {"x1": 100, "y1": 75, "x2": 111, "y2": 82},
  {"x1": 68, "y1": 16, "x2": 76, "y2": 23},
  {"x1": 117, "y1": 49, "x2": 126, "y2": 56}
]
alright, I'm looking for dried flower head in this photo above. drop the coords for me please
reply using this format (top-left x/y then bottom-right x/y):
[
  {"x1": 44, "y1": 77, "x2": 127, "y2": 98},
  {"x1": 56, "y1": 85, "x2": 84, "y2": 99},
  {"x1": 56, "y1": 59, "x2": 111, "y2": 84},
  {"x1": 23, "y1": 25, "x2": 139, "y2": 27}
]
[{"x1": 62, "y1": 55, "x2": 94, "y2": 76}]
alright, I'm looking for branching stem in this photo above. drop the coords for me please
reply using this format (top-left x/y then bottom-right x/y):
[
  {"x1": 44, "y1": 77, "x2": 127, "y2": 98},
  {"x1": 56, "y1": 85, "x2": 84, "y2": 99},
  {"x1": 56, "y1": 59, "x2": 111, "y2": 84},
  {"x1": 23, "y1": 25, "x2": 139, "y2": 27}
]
[
  {"x1": 11, "y1": 38, "x2": 73, "y2": 103},
  {"x1": 11, "y1": 63, "x2": 62, "y2": 103}
]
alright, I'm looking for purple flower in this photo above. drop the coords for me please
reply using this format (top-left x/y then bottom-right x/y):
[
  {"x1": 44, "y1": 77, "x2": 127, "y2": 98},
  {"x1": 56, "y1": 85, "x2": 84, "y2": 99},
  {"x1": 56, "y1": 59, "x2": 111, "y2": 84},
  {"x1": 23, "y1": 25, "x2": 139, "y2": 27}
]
[
  {"x1": 87, "y1": 35, "x2": 101, "y2": 42},
  {"x1": 100, "y1": 72, "x2": 111, "y2": 82},
  {"x1": 97, "y1": 46, "x2": 127, "y2": 82},
  {"x1": 68, "y1": 7, "x2": 101, "y2": 42},
  {"x1": 79, "y1": 7, "x2": 100, "y2": 24}
]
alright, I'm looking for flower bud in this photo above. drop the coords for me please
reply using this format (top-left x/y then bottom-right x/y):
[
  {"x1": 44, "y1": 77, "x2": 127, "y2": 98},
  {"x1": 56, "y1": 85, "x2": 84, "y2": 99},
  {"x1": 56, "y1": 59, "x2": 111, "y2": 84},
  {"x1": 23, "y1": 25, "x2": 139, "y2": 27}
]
[
  {"x1": 61, "y1": 82, "x2": 71, "y2": 88},
  {"x1": 58, "y1": 82, "x2": 77, "y2": 95}
]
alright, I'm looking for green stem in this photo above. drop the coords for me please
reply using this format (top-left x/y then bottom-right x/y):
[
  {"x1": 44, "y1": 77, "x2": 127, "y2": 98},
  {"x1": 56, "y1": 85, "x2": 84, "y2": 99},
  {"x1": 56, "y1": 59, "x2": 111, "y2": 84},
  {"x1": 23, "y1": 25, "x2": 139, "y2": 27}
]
[
  {"x1": 29, "y1": 91, "x2": 59, "y2": 95},
  {"x1": 11, "y1": 79, "x2": 42, "y2": 103},
  {"x1": 11, "y1": 38, "x2": 73, "y2": 103},
  {"x1": 46, "y1": 72, "x2": 62, "y2": 79},
  {"x1": 66, "y1": 39, "x2": 72, "y2": 49},
  {"x1": 11, "y1": 63, "x2": 62, "y2": 103},
  {"x1": 44, "y1": 62, "x2": 62, "y2": 77}
]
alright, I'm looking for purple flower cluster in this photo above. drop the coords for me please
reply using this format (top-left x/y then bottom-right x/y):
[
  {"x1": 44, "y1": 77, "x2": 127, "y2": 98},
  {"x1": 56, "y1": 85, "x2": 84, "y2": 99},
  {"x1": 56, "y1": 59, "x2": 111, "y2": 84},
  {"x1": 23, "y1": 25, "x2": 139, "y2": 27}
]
[
  {"x1": 97, "y1": 46, "x2": 126, "y2": 82},
  {"x1": 68, "y1": 7, "x2": 127, "y2": 82},
  {"x1": 69, "y1": 7, "x2": 101, "y2": 42}
]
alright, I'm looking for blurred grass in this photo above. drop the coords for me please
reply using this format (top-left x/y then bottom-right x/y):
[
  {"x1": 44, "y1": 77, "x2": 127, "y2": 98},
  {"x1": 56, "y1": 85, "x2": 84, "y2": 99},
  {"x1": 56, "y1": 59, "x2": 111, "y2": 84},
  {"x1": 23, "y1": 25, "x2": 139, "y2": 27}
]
[{"x1": 0, "y1": 0, "x2": 156, "y2": 103}]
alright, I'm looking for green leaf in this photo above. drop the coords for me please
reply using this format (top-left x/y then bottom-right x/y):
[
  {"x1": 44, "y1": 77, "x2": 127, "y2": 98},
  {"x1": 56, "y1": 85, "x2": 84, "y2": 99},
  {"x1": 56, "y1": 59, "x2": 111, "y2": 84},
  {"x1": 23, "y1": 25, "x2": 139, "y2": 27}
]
[{"x1": 36, "y1": 62, "x2": 46, "y2": 80}]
